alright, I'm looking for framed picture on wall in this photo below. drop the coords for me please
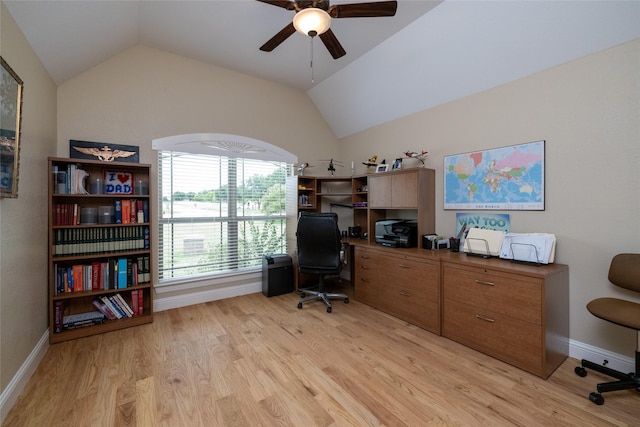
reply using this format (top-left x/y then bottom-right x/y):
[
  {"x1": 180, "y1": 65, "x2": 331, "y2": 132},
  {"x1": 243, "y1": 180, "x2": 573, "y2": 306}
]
[
  {"x1": 443, "y1": 140, "x2": 545, "y2": 210},
  {"x1": 0, "y1": 56, "x2": 24, "y2": 198}
]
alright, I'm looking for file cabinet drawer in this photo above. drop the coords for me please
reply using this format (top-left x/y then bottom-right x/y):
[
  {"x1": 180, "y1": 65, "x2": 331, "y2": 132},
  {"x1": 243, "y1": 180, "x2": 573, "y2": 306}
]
[
  {"x1": 353, "y1": 246, "x2": 441, "y2": 334},
  {"x1": 443, "y1": 265, "x2": 542, "y2": 325},
  {"x1": 443, "y1": 298, "x2": 543, "y2": 376},
  {"x1": 380, "y1": 255, "x2": 438, "y2": 298},
  {"x1": 379, "y1": 282, "x2": 439, "y2": 332},
  {"x1": 354, "y1": 247, "x2": 382, "y2": 306},
  {"x1": 355, "y1": 268, "x2": 379, "y2": 307}
]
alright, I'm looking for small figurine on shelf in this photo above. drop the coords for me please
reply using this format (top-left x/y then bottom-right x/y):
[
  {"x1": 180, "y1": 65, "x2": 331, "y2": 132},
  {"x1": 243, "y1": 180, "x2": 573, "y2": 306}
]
[
  {"x1": 321, "y1": 158, "x2": 343, "y2": 176},
  {"x1": 362, "y1": 155, "x2": 378, "y2": 169},
  {"x1": 404, "y1": 150, "x2": 430, "y2": 166},
  {"x1": 296, "y1": 162, "x2": 312, "y2": 176}
]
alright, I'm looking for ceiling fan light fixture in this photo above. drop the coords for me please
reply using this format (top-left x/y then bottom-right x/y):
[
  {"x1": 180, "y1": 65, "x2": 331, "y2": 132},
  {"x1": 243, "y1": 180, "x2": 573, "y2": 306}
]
[{"x1": 293, "y1": 8, "x2": 331, "y2": 37}]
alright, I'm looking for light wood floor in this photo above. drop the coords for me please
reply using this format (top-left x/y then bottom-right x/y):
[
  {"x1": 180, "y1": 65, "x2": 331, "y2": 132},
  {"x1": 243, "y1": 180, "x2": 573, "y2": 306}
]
[{"x1": 4, "y1": 286, "x2": 639, "y2": 426}]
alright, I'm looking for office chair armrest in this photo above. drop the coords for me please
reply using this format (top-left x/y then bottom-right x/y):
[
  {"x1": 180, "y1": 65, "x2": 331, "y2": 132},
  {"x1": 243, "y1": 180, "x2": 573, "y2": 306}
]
[{"x1": 340, "y1": 242, "x2": 350, "y2": 264}]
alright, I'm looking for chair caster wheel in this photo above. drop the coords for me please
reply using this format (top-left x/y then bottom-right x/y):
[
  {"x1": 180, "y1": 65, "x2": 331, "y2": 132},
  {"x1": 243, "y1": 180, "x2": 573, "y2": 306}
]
[
  {"x1": 575, "y1": 366, "x2": 587, "y2": 377},
  {"x1": 589, "y1": 392, "x2": 604, "y2": 405},
  {"x1": 344, "y1": 298, "x2": 349, "y2": 304},
  {"x1": 297, "y1": 303, "x2": 303, "y2": 309},
  {"x1": 327, "y1": 306, "x2": 332, "y2": 313},
  {"x1": 300, "y1": 293, "x2": 306, "y2": 298}
]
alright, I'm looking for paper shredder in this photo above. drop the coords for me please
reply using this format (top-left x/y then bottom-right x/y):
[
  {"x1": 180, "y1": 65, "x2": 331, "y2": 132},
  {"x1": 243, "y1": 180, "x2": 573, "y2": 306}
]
[{"x1": 262, "y1": 254, "x2": 294, "y2": 297}]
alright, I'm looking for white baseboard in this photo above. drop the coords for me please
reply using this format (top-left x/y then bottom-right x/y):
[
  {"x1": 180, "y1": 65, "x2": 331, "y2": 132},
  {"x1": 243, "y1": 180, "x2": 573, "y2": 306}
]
[
  {"x1": 0, "y1": 330, "x2": 49, "y2": 423},
  {"x1": 569, "y1": 338, "x2": 635, "y2": 373},
  {"x1": 153, "y1": 281, "x2": 262, "y2": 312}
]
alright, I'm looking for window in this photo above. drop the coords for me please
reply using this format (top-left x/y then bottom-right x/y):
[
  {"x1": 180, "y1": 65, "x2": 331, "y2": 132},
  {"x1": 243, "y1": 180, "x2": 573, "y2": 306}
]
[{"x1": 154, "y1": 134, "x2": 296, "y2": 286}]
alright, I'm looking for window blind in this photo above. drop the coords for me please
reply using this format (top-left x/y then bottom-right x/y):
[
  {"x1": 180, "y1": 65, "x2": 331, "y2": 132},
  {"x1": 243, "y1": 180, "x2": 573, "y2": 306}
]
[{"x1": 158, "y1": 151, "x2": 289, "y2": 284}]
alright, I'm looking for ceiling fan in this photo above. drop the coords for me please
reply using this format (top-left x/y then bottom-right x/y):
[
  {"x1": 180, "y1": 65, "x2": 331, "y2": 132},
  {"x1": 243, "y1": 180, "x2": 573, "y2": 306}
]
[{"x1": 257, "y1": 0, "x2": 398, "y2": 59}]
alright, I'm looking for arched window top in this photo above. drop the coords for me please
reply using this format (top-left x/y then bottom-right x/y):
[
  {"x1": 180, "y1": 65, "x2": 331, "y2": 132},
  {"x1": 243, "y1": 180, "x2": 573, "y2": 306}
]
[{"x1": 152, "y1": 133, "x2": 297, "y2": 164}]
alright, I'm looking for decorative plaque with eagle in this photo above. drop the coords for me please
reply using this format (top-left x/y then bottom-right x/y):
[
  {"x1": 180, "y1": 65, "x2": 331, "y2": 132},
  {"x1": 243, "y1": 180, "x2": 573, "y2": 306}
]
[{"x1": 69, "y1": 140, "x2": 139, "y2": 163}]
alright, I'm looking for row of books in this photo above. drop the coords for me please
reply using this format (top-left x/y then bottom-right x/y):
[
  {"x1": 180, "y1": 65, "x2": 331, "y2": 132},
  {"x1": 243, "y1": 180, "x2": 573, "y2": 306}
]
[
  {"x1": 54, "y1": 164, "x2": 89, "y2": 195},
  {"x1": 52, "y1": 225, "x2": 149, "y2": 256},
  {"x1": 116, "y1": 199, "x2": 149, "y2": 224},
  {"x1": 93, "y1": 290, "x2": 144, "y2": 319},
  {"x1": 53, "y1": 199, "x2": 149, "y2": 226},
  {"x1": 55, "y1": 309, "x2": 105, "y2": 332},
  {"x1": 54, "y1": 256, "x2": 150, "y2": 294},
  {"x1": 53, "y1": 291, "x2": 145, "y2": 333}
]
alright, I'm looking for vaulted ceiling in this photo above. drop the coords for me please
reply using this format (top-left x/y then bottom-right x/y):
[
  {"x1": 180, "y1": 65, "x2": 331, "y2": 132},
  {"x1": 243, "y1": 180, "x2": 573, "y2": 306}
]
[{"x1": 5, "y1": 1, "x2": 639, "y2": 138}]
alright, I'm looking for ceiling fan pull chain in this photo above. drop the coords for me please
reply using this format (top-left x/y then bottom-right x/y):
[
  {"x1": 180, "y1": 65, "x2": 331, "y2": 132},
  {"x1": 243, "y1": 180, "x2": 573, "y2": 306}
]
[{"x1": 310, "y1": 36, "x2": 315, "y2": 84}]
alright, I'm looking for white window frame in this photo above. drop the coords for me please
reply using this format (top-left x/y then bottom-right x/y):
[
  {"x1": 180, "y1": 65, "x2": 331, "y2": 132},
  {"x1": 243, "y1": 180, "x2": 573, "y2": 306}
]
[{"x1": 152, "y1": 134, "x2": 297, "y2": 291}]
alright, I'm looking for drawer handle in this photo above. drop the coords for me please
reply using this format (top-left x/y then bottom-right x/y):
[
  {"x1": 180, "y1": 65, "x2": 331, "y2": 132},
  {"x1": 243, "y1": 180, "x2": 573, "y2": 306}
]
[
  {"x1": 398, "y1": 264, "x2": 411, "y2": 269},
  {"x1": 361, "y1": 265, "x2": 371, "y2": 270},
  {"x1": 361, "y1": 255, "x2": 370, "y2": 259},
  {"x1": 475, "y1": 314, "x2": 495, "y2": 323},
  {"x1": 475, "y1": 280, "x2": 495, "y2": 286},
  {"x1": 399, "y1": 291, "x2": 412, "y2": 297},
  {"x1": 360, "y1": 278, "x2": 369, "y2": 283}
]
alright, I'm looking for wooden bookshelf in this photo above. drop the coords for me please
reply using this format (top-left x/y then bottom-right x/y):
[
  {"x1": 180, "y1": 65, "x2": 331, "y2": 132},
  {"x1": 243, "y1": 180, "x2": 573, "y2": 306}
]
[{"x1": 47, "y1": 157, "x2": 153, "y2": 343}]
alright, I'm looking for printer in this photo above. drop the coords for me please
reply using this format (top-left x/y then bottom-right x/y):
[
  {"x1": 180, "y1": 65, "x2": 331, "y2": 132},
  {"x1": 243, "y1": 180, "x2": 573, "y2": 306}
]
[{"x1": 375, "y1": 219, "x2": 418, "y2": 248}]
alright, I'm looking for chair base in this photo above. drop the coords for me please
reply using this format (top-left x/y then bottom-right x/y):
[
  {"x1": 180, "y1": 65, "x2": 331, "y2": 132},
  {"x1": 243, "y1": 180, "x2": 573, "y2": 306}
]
[
  {"x1": 575, "y1": 350, "x2": 640, "y2": 405},
  {"x1": 297, "y1": 275, "x2": 349, "y2": 313}
]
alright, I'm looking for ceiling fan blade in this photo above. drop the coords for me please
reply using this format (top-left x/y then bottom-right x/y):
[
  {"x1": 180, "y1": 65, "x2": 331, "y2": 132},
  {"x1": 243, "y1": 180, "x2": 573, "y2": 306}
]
[
  {"x1": 329, "y1": 1, "x2": 397, "y2": 18},
  {"x1": 255, "y1": 0, "x2": 297, "y2": 11},
  {"x1": 319, "y1": 29, "x2": 346, "y2": 59},
  {"x1": 260, "y1": 22, "x2": 297, "y2": 52}
]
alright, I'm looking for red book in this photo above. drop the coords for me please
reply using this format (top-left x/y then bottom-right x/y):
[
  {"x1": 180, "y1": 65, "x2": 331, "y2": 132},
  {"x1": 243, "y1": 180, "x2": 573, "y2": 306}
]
[
  {"x1": 72, "y1": 264, "x2": 83, "y2": 292},
  {"x1": 55, "y1": 204, "x2": 61, "y2": 226},
  {"x1": 131, "y1": 289, "x2": 139, "y2": 316},
  {"x1": 138, "y1": 291, "x2": 143, "y2": 315},
  {"x1": 136, "y1": 199, "x2": 144, "y2": 223},
  {"x1": 121, "y1": 200, "x2": 130, "y2": 224},
  {"x1": 91, "y1": 262, "x2": 101, "y2": 290},
  {"x1": 130, "y1": 199, "x2": 137, "y2": 223},
  {"x1": 73, "y1": 204, "x2": 79, "y2": 225}
]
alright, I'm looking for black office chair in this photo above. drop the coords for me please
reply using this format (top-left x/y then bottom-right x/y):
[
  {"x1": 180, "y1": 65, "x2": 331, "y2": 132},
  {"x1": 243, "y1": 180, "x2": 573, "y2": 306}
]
[
  {"x1": 296, "y1": 212, "x2": 349, "y2": 313},
  {"x1": 575, "y1": 253, "x2": 640, "y2": 405}
]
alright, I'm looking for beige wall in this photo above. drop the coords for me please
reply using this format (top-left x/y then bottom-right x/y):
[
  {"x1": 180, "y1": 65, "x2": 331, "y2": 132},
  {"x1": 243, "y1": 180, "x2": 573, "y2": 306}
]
[
  {"x1": 0, "y1": 3, "x2": 57, "y2": 392},
  {"x1": 341, "y1": 39, "x2": 640, "y2": 358},
  {"x1": 57, "y1": 44, "x2": 340, "y2": 165},
  {"x1": 56, "y1": 44, "x2": 341, "y2": 303}
]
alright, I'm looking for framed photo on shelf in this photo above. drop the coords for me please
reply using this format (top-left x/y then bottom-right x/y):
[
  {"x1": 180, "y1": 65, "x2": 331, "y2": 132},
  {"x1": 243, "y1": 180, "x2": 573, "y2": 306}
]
[
  {"x1": 392, "y1": 158, "x2": 402, "y2": 171},
  {"x1": 375, "y1": 164, "x2": 389, "y2": 173}
]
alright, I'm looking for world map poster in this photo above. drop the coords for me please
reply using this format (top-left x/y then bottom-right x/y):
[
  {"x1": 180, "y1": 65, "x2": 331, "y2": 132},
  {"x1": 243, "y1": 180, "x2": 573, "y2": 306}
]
[{"x1": 444, "y1": 140, "x2": 545, "y2": 210}]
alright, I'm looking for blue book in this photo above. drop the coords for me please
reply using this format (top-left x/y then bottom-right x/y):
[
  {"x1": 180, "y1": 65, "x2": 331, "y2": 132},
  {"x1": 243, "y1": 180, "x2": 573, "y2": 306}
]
[
  {"x1": 114, "y1": 200, "x2": 122, "y2": 224},
  {"x1": 117, "y1": 258, "x2": 128, "y2": 288},
  {"x1": 143, "y1": 200, "x2": 149, "y2": 223},
  {"x1": 144, "y1": 227, "x2": 150, "y2": 250}
]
